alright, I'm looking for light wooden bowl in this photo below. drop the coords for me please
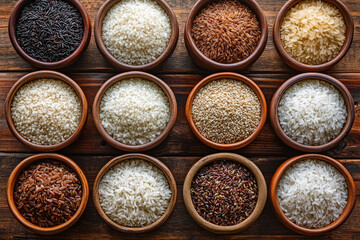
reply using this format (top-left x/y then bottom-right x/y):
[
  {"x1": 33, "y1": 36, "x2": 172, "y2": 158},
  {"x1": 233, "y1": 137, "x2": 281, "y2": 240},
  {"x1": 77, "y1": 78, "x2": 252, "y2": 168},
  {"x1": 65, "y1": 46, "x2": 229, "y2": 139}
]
[
  {"x1": 184, "y1": 0, "x2": 268, "y2": 71},
  {"x1": 94, "y1": 0, "x2": 179, "y2": 71},
  {"x1": 92, "y1": 71, "x2": 177, "y2": 152},
  {"x1": 7, "y1": 153, "x2": 89, "y2": 235},
  {"x1": 183, "y1": 153, "x2": 267, "y2": 234},
  {"x1": 273, "y1": 0, "x2": 354, "y2": 72},
  {"x1": 185, "y1": 72, "x2": 267, "y2": 150},
  {"x1": 270, "y1": 154, "x2": 356, "y2": 236},
  {"x1": 5, "y1": 70, "x2": 88, "y2": 152},
  {"x1": 269, "y1": 72, "x2": 354, "y2": 152},
  {"x1": 8, "y1": 0, "x2": 91, "y2": 69},
  {"x1": 93, "y1": 153, "x2": 177, "y2": 233}
]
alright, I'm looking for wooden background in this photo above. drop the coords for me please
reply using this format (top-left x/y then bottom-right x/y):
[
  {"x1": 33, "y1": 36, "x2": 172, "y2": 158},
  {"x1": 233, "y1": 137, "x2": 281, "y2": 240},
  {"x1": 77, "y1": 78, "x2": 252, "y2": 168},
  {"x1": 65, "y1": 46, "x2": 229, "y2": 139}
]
[{"x1": 0, "y1": 0, "x2": 359, "y2": 239}]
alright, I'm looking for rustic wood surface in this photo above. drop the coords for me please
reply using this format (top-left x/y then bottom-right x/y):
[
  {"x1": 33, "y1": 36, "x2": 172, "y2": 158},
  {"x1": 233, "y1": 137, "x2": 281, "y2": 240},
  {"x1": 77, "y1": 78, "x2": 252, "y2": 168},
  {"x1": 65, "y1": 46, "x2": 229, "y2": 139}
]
[{"x1": 0, "y1": 0, "x2": 359, "y2": 239}]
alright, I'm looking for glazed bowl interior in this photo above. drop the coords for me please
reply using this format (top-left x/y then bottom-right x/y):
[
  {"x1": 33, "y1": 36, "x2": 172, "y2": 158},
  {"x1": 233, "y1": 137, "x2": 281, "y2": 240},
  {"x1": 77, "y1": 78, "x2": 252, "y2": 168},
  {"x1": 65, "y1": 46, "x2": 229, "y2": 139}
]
[
  {"x1": 92, "y1": 71, "x2": 177, "y2": 152},
  {"x1": 185, "y1": 72, "x2": 267, "y2": 150},
  {"x1": 5, "y1": 70, "x2": 88, "y2": 152},
  {"x1": 7, "y1": 153, "x2": 89, "y2": 235},
  {"x1": 93, "y1": 153, "x2": 177, "y2": 233},
  {"x1": 269, "y1": 154, "x2": 356, "y2": 235},
  {"x1": 8, "y1": 0, "x2": 91, "y2": 69},
  {"x1": 94, "y1": 0, "x2": 179, "y2": 71},
  {"x1": 184, "y1": 0, "x2": 268, "y2": 71},
  {"x1": 183, "y1": 152, "x2": 267, "y2": 234},
  {"x1": 273, "y1": 0, "x2": 354, "y2": 72},
  {"x1": 269, "y1": 72, "x2": 354, "y2": 152}
]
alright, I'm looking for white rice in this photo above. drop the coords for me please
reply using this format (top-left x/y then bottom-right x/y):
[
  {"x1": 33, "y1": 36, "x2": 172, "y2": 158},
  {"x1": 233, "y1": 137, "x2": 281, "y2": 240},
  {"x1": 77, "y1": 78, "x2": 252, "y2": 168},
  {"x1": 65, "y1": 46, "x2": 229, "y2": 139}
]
[
  {"x1": 278, "y1": 79, "x2": 347, "y2": 146},
  {"x1": 11, "y1": 78, "x2": 81, "y2": 145},
  {"x1": 102, "y1": 0, "x2": 171, "y2": 65},
  {"x1": 278, "y1": 159, "x2": 348, "y2": 228},
  {"x1": 98, "y1": 159, "x2": 172, "y2": 227}
]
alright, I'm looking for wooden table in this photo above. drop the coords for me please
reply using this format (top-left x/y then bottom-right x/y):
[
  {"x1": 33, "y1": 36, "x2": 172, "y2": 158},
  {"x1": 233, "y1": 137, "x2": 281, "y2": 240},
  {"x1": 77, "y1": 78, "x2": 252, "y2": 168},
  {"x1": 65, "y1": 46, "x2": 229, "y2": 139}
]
[{"x1": 0, "y1": 0, "x2": 359, "y2": 239}]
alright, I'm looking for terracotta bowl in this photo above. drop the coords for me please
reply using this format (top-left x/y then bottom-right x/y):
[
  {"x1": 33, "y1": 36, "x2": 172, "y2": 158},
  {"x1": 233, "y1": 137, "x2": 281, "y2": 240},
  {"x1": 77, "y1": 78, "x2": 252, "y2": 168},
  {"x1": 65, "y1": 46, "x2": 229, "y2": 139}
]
[
  {"x1": 273, "y1": 0, "x2": 354, "y2": 72},
  {"x1": 270, "y1": 154, "x2": 356, "y2": 235},
  {"x1": 184, "y1": 0, "x2": 268, "y2": 71},
  {"x1": 185, "y1": 72, "x2": 267, "y2": 150},
  {"x1": 8, "y1": 0, "x2": 91, "y2": 69},
  {"x1": 7, "y1": 153, "x2": 89, "y2": 235},
  {"x1": 269, "y1": 72, "x2": 354, "y2": 152},
  {"x1": 93, "y1": 153, "x2": 177, "y2": 233},
  {"x1": 92, "y1": 71, "x2": 177, "y2": 152},
  {"x1": 94, "y1": 0, "x2": 179, "y2": 71},
  {"x1": 183, "y1": 152, "x2": 267, "y2": 234},
  {"x1": 5, "y1": 70, "x2": 88, "y2": 152}
]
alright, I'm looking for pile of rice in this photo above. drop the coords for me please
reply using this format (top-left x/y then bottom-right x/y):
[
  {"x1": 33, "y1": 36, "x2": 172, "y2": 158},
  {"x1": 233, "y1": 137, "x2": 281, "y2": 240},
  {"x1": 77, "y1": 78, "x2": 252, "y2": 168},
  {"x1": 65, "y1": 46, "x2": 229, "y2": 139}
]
[
  {"x1": 99, "y1": 78, "x2": 170, "y2": 145},
  {"x1": 98, "y1": 159, "x2": 172, "y2": 227},
  {"x1": 280, "y1": 0, "x2": 346, "y2": 65},
  {"x1": 278, "y1": 159, "x2": 348, "y2": 228},
  {"x1": 11, "y1": 78, "x2": 81, "y2": 145},
  {"x1": 102, "y1": 0, "x2": 171, "y2": 65},
  {"x1": 278, "y1": 79, "x2": 347, "y2": 146}
]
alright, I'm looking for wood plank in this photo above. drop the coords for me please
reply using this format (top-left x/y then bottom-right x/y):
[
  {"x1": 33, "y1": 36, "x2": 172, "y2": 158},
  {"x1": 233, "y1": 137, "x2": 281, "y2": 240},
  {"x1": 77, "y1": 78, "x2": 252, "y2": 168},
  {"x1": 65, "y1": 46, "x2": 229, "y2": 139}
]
[{"x1": 0, "y1": 153, "x2": 359, "y2": 239}]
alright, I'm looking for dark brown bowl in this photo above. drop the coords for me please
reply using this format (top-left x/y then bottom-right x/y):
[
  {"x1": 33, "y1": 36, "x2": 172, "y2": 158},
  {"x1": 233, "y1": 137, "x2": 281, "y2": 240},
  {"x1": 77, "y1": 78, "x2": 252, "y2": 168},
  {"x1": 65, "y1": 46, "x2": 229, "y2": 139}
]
[
  {"x1": 269, "y1": 72, "x2": 354, "y2": 152},
  {"x1": 8, "y1": 0, "x2": 91, "y2": 69},
  {"x1": 183, "y1": 153, "x2": 267, "y2": 234},
  {"x1": 185, "y1": 72, "x2": 267, "y2": 150},
  {"x1": 92, "y1": 71, "x2": 177, "y2": 152},
  {"x1": 270, "y1": 154, "x2": 356, "y2": 235},
  {"x1": 273, "y1": 0, "x2": 354, "y2": 72},
  {"x1": 184, "y1": 0, "x2": 268, "y2": 71},
  {"x1": 94, "y1": 0, "x2": 179, "y2": 71},
  {"x1": 7, "y1": 153, "x2": 89, "y2": 235},
  {"x1": 93, "y1": 153, "x2": 177, "y2": 233},
  {"x1": 5, "y1": 70, "x2": 88, "y2": 152}
]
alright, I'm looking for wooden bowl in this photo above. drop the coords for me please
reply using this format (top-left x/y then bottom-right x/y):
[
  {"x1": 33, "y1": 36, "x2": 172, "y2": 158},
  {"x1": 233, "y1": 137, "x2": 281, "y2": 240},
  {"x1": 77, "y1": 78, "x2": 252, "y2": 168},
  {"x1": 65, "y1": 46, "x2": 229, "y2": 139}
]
[
  {"x1": 183, "y1": 152, "x2": 267, "y2": 234},
  {"x1": 93, "y1": 153, "x2": 177, "y2": 233},
  {"x1": 269, "y1": 154, "x2": 356, "y2": 235},
  {"x1": 273, "y1": 0, "x2": 354, "y2": 72},
  {"x1": 185, "y1": 72, "x2": 267, "y2": 150},
  {"x1": 8, "y1": 0, "x2": 91, "y2": 69},
  {"x1": 184, "y1": 0, "x2": 268, "y2": 71},
  {"x1": 92, "y1": 71, "x2": 177, "y2": 152},
  {"x1": 269, "y1": 72, "x2": 354, "y2": 152},
  {"x1": 7, "y1": 153, "x2": 89, "y2": 235},
  {"x1": 94, "y1": 0, "x2": 179, "y2": 71},
  {"x1": 5, "y1": 70, "x2": 88, "y2": 152}
]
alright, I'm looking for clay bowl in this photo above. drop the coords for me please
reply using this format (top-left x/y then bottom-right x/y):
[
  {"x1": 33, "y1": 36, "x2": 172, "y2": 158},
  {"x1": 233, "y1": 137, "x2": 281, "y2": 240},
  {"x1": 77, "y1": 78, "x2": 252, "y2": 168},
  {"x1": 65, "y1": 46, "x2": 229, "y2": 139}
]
[
  {"x1": 183, "y1": 152, "x2": 267, "y2": 234},
  {"x1": 184, "y1": 0, "x2": 268, "y2": 71},
  {"x1": 7, "y1": 153, "x2": 89, "y2": 235},
  {"x1": 273, "y1": 0, "x2": 354, "y2": 72},
  {"x1": 8, "y1": 0, "x2": 91, "y2": 69},
  {"x1": 5, "y1": 70, "x2": 88, "y2": 152},
  {"x1": 270, "y1": 154, "x2": 356, "y2": 235},
  {"x1": 185, "y1": 72, "x2": 267, "y2": 150},
  {"x1": 269, "y1": 72, "x2": 354, "y2": 152},
  {"x1": 93, "y1": 153, "x2": 177, "y2": 233},
  {"x1": 94, "y1": 0, "x2": 179, "y2": 71},
  {"x1": 92, "y1": 71, "x2": 177, "y2": 152}
]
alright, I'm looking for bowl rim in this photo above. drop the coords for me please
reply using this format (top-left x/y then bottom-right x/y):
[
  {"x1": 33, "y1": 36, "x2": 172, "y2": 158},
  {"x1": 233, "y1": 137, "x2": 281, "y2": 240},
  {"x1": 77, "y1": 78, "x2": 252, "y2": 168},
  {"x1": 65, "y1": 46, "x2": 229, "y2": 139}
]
[
  {"x1": 185, "y1": 72, "x2": 267, "y2": 150},
  {"x1": 94, "y1": 0, "x2": 179, "y2": 71},
  {"x1": 92, "y1": 153, "x2": 177, "y2": 233},
  {"x1": 5, "y1": 70, "x2": 88, "y2": 152},
  {"x1": 273, "y1": 0, "x2": 354, "y2": 72},
  {"x1": 183, "y1": 152, "x2": 267, "y2": 234},
  {"x1": 8, "y1": 0, "x2": 91, "y2": 69},
  {"x1": 269, "y1": 154, "x2": 356, "y2": 235},
  {"x1": 269, "y1": 72, "x2": 355, "y2": 152},
  {"x1": 184, "y1": 0, "x2": 268, "y2": 71},
  {"x1": 92, "y1": 71, "x2": 177, "y2": 152},
  {"x1": 6, "y1": 153, "x2": 89, "y2": 235}
]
